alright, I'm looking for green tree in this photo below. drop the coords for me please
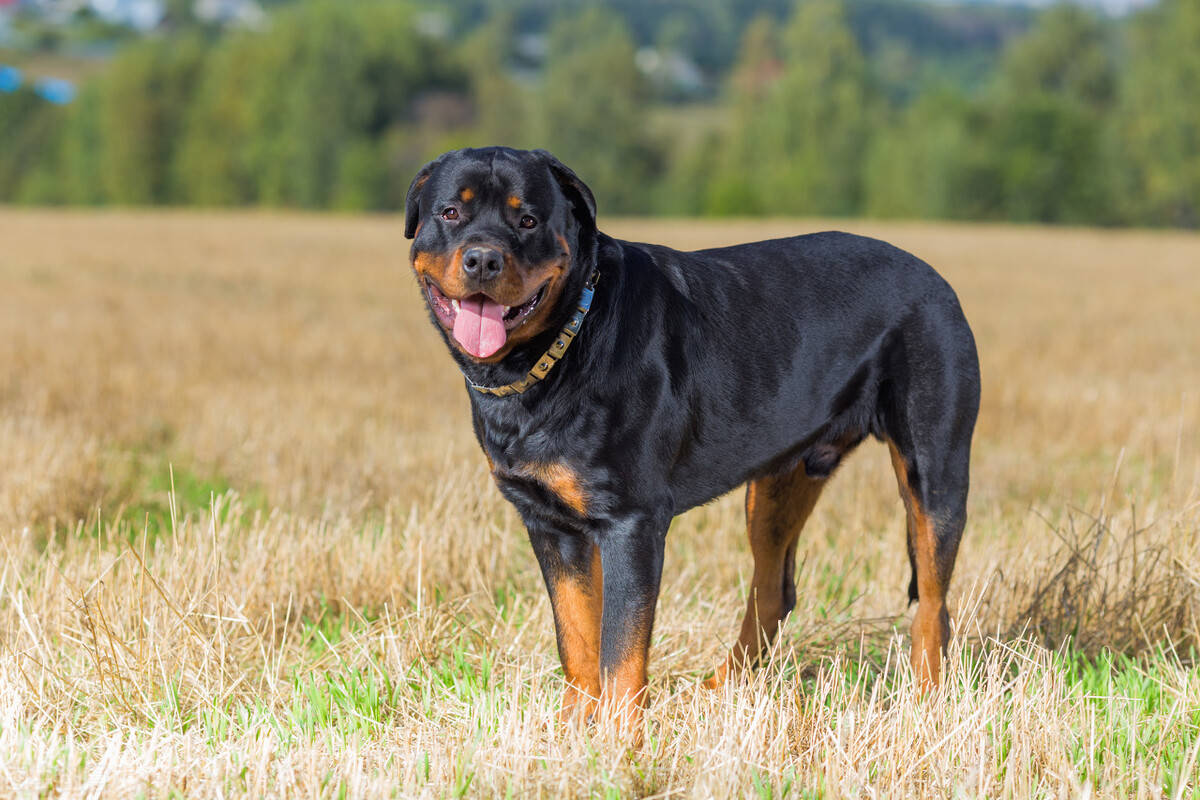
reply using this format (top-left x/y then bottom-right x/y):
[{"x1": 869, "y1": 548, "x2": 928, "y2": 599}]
[
  {"x1": 93, "y1": 35, "x2": 208, "y2": 204},
  {"x1": 864, "y1": 87, "x2": 972, "y2": 219},
  {"x1": 985, "y1": 4, "x2": 1119, "y2": 223},
  {"x1": 177, "y1": 1, "x2": 465, "y2": 209},
  {"x1": 54, "y1": 85, "x2": 108, "y2": 204},
  {"x1": 997, "y1": 4, "x2": 1115, "y2": 114},
  {"x1": 0, "y1": 89, "x2": 64, "y2": 202},
  {"x1": 702, "y1": 14, "x2": 782, "y2": 213},
  {"x1": 705, "y1": 0, "x2": 874, "y2": 216},
  {"x1": 980, "y1": 96, "x2": 1113, "y2": 223},
  {"x1": 726, "y1": 14, "x2": 784, "y2": 103},
  {"x1": 535, "y1": 8, "x2": 663, "y2": 214},
  {"x1": 174, "y1": 34, "x2": 260, "y2": 205},
  {"x1": 1119, "y1": 0, "x2": 1200, "y2": 226},
  {"x1": 461, "y1": 12, "x2": 531, "y2": 148},
  {"x1": 162, "y1": 0, "x2": 199, "y2": 29},
  {"x1": 867, "y1": 4, "x2": 1119, "y2": 224}
]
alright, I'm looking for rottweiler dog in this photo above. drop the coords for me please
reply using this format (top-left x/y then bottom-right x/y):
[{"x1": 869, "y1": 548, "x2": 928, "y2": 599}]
[{"x1": 405, "y1": 146, "x2": 980, "y2": 727}]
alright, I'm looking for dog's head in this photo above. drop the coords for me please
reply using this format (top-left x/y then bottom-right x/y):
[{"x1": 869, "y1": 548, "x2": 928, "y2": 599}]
[{"x1": 405, "y1": 147, "x2": 596, "y2": 362}]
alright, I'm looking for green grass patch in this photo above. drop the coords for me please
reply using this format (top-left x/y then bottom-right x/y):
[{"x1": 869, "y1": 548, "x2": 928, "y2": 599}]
[
  {"x1": 288, "y1": 667, "x2": 397, "y2": 740},
  {"x1": 1062, "y1": 648, "x2": 1200, "y2": 795},
  {"x1": 109, "y1": 453, "x2": 268, "y2": 543}
]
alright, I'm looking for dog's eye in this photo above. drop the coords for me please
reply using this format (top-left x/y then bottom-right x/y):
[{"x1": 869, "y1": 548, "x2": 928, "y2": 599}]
[
  {"x1": 519, "y1": 215, "x2": 537, "y2": 230},
  {"x1": 440, "y1": 207, "x2": 459, "y2": 221}
]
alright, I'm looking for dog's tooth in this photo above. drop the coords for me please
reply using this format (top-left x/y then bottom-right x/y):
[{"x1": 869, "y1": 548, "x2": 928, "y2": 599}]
[
  {"x1": 451, "y1": 299, "x2": 460, "y2": 312},
  {"x1": 503, "y1": 305, "x2": 511, "y2": 313}
]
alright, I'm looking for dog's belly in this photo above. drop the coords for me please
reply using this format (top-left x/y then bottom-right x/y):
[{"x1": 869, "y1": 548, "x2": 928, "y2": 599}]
[
  {"x1": 665, "y1": 382, "x2": 873, "y2": 513},
  {"x1": 659, "y1": 318, "x2": 894, "y2": 515}
]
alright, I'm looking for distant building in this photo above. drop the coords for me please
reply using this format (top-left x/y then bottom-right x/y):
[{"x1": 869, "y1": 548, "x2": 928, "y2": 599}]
[
  {"x1": 4, "y1": 0, "x2": 265, "y2": 32},
  {"x1": 16, "y1": 0, "x2": 86, "y2": 25},
  {"x1": 88, "y1": 0, "x2": 163, "y2": 30},
  {"x1": 636, "y1": 47, "x2": 707, "y2": 98},
  {"x1": 193, "y1": 0, "x2": 263, "y2": 28}
]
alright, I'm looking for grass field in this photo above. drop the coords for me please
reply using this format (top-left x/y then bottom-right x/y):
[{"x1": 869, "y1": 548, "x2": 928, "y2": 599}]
[{"x1": 1, "y1": 210, "x2": 1198, "y2": 798}]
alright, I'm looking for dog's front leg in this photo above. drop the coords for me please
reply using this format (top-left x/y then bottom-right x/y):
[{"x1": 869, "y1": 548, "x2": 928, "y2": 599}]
[
  {"x1": 527, "y1": 525, "x2": 603, "y2": 723},
  {"x1": 594, "y1": 509, "x2": 669, "y2": 734}
]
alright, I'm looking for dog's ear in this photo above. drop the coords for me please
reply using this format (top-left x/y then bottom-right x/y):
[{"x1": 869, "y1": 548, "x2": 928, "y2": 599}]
[
  {"x1": 404, "y1": 155, "x2": 447, "y2": 239},
  {"x1": 534, "y1": 149, "x2": 596, "y2": 234}
]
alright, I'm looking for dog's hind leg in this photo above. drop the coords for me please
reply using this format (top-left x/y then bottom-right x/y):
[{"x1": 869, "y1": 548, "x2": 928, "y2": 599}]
[
  {"x1": 887, "y1": 440, "x2": 965, "y2": 689},
  {"x1": 704, "y1": 464, "x2": 826, "y2": 689},
  {"x1": 883, "y1": 317, "x2": 979, "y2": 689}
]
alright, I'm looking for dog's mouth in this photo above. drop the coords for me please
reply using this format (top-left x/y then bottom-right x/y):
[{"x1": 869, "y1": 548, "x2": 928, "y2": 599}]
[{"x1": 424, "y1": 279, "x2": 547, "y2": 359}]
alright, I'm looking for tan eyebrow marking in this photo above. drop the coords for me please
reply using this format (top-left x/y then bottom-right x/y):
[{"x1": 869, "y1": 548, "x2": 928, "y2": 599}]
[
  {"x1": 459, "y1": 188, "x2": 475, "y2": 202},
  {"x1": 508, "y1": 195, "x2": 522, "y2": 209}
]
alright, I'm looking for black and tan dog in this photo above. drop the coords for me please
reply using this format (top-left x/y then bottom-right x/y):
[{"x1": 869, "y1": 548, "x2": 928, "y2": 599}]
[{"x1": 405, "y1": 147, "x2": 980, "y2": 727}]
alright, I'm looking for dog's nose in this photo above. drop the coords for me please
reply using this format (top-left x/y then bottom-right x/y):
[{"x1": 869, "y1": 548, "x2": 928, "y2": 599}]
[{"x1": 461, "y1": 247, "x2": 504, "y2": 282}]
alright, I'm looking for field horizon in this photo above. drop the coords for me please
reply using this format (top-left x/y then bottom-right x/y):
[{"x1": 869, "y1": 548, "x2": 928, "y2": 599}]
[{"x1": 1, "y1": 210, "x2": 1197, "y2": 797}]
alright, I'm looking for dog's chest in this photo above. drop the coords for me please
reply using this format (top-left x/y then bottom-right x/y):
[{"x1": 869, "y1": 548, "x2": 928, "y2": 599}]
[{"x1": 481, "y1": 427, "x2": 593, "y2": 520}]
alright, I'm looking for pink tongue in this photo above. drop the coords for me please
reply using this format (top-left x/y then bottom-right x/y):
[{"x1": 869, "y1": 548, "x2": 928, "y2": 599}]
[{"x1": 453, "y1": 295, "x2": 507, "y2": 358}]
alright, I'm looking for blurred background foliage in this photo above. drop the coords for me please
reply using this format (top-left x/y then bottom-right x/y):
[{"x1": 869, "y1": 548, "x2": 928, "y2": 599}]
[{"x1": 0, "y1": 0, "x2": 1198, "y2": 226}]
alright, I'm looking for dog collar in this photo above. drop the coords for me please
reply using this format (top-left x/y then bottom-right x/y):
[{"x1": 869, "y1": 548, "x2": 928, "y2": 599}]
[{"x1": 464, "y1": 269, "x2": 600, "y2": 397}]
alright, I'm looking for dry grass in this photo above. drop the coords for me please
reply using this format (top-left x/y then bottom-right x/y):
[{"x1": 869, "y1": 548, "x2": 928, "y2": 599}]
[{"x1": 1, "y1": 210, "x2": 1198, "y2": 798}]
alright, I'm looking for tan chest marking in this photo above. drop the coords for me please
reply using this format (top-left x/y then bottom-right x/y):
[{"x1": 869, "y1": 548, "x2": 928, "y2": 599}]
[{"x1": 504, "y1": 461, "x2": 589, "y2": 515}]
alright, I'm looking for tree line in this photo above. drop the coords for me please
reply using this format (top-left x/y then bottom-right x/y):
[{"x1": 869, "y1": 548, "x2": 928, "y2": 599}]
[{"x1": 1, "y1": 0, "x2": 1198, "y2": 227}]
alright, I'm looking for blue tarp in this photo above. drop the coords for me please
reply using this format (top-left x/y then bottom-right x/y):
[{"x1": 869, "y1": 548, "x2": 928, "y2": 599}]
[
  {"x1": 34, "y1": 77, "x2": 75, "y2": 104},
  {"x1": 0, "y1": 65, "x2": 76, "y2": 103},
  {"x1": 0, "y1": 64, "x2": 21, "y2": 93}
]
